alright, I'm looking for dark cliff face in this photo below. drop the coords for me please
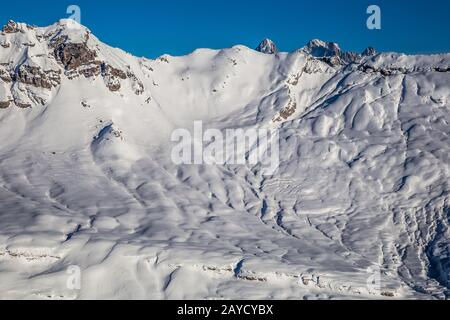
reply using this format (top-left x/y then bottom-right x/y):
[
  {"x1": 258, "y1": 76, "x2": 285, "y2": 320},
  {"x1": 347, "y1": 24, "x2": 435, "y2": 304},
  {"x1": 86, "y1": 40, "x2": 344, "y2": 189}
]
[
  {"x1": 53, "y1": 42, "x2": 98, "y2": 71},
  {"x1": 15, "y1": 65, "x2": 61, "y2": 90},
  {"x1": 362, "y1": 47, "x2": 377, "y2": 57},
  {"x1": 0, "y1": 101, "x2": 10, "y2": 108},
  {"x1": 256, "y1": 39, "x2": 278, "y2": 54}
]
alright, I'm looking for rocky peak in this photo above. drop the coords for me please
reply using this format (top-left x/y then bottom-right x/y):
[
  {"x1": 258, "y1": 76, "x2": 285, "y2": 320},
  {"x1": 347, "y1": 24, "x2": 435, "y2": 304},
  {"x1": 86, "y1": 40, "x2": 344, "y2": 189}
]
[
  {"x1": 256, "y1": 38, "x2": 278, "y2": 54},
  {"x1": 2, "y1": 20, "x2": 21, "y2": 34},
  {"x1": 302, "y1": 39, "x2": 370, "y2": 65},
  {"x1": 0, "y1": 19, "x2": 146, "y2": 109},
  {"x1": 362, "y1": 47, "x2": 377, "y2": 57},
  {"x1": 303, "y1": 39, "x2": 342, "y2": 58}
]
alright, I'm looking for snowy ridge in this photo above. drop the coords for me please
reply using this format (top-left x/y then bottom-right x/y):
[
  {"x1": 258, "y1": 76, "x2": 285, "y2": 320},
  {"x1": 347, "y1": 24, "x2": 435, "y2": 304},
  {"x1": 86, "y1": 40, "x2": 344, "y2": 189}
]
[{"x1": 0, "y1": 20, "x2": 450, "y2": 299}]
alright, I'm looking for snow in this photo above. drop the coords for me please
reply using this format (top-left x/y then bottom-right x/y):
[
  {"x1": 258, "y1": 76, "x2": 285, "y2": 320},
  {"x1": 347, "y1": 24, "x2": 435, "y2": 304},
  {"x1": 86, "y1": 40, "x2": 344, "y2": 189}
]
[{"x1": 0, "y1": 20, "x2": 450, "y2": 300}]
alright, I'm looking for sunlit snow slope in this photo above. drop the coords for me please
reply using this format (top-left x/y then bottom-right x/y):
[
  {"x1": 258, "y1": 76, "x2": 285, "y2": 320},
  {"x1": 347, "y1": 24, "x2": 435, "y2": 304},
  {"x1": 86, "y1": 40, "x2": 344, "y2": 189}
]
[{"x1": 0, "y1": 20, "x2": 450, "y2": 299}]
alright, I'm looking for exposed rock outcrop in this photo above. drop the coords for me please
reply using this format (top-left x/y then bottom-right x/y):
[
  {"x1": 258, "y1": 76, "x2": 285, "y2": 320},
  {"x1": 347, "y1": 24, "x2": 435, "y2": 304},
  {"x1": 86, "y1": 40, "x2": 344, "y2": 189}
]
[
  {"x1": 362, "y1": 47, "x2": 377, "y2": 57},
  {"x1": 358, "y1": 62, "x2": 450, "y2": 76},
  {"x1": 302, "y1": 39, "x2": 377, "y2": 65},
  {"x1": 303, "y1": 39, "x2": 342, "y2": 58},
  {"x1": 15, "y1": 65, "x2": 61, "y2": 89},
  {"x1": 256, "y1": 38, "x2": 278, "y2": 54},
  {"x1": 48, "y1": 32, "x2": 144, "y2": 93},
  {"x1": 0, "y1": 67, "x2": 12, "y2": 82},
  {"x1": 126, "y1": 70, "x2": 145, "y2": 95},
  {"x1": 2, "y1": 20, "x2": 21, "y2": 34},
  {"x1": 0, "y1": 101, "x2": 11, "y2": 108},
  {"x1": 53, "y1": 41, "x2": 98, "y2": 71},
  {"x1": 101, "y1": 63, "x2": 126, "y2": 91},
  {"x1": 0, "y1": 19, "x2": 149, "y2": 108}
]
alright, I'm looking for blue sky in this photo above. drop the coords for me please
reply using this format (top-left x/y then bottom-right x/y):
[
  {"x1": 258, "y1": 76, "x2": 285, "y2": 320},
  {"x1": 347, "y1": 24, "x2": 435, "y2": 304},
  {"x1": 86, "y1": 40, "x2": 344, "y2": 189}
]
[{"x1": 1, "y1": 0, "x2": 450, "y2": 58}]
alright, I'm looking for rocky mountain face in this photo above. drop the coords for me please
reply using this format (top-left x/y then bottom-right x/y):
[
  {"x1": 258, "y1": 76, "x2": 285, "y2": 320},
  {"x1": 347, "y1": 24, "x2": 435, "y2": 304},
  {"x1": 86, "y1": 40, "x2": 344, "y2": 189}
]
[
  {"x1": 256, "y1": 38, "x2": 279, "y2": 54},
  {"x1": 0, "y1": 20, "x2": 450, "y2": 300},
  {"x1": 300, "y1": 39, "x2": 378, "y2": 66},
  {"x1": 0, "y1": 20, "x2": 144, "y2": 109}
]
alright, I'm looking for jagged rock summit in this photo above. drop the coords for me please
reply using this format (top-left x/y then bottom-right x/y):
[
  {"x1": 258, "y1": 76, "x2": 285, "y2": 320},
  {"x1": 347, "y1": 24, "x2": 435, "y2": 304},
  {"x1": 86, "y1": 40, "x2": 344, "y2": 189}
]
[
  {"x1": 256, "y1": 38, "x2": 278, "y2": 54},
  {"x1": 303, "y1": 39, "x2": 342, "y2": 57},
  {"x1": 362, "y1": 46, "x2": 377, "y2": 57},
  {"x1": 300, "y1": 38, "x2": 378, "y2": 65}
]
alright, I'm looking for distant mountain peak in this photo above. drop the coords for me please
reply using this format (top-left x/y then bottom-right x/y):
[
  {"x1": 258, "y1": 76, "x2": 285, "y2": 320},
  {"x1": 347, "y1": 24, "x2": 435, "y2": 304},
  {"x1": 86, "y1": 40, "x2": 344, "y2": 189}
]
[
  {"x1": 1, "y1": 20, "x2": 26, "y2": 34},
  {"x1": 362, "y1": 46, "x2": 377, "y2": 57},
  {"x1": 301, "y1": 39, "x2": 378, "y2": 65},
  {"x1": 303, "y1": 39, "x2": 342, "y2": 58},
  {"x1": 256, "y1": 38, "x2": 278, "y2": 54}
]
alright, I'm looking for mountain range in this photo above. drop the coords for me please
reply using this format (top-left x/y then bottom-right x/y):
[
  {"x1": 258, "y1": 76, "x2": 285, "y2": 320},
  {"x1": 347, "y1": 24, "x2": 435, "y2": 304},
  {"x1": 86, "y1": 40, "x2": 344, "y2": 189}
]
[{"x1": 0, "y1": 19, "x2": 449, "y2": 300}]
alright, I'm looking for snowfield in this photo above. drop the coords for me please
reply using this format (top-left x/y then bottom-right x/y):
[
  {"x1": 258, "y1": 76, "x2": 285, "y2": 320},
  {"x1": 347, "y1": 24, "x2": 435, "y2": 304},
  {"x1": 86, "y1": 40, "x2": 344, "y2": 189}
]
[{"x1": 0, "y1": 19, "x2": 449, "y2": 300}]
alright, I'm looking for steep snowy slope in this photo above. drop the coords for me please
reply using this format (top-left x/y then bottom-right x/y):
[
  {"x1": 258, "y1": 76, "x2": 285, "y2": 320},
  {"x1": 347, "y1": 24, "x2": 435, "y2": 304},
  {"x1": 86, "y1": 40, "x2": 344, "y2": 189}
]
[{"x1": 0, "y1": 19, "x2": 449, "y2": 300}]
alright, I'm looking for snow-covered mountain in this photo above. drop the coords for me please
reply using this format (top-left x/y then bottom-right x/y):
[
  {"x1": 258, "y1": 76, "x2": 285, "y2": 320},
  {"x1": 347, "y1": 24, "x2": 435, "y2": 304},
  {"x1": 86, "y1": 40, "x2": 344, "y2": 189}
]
[{"x1": 1, "y1": 19, "x2": 450, "y2": 300}]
